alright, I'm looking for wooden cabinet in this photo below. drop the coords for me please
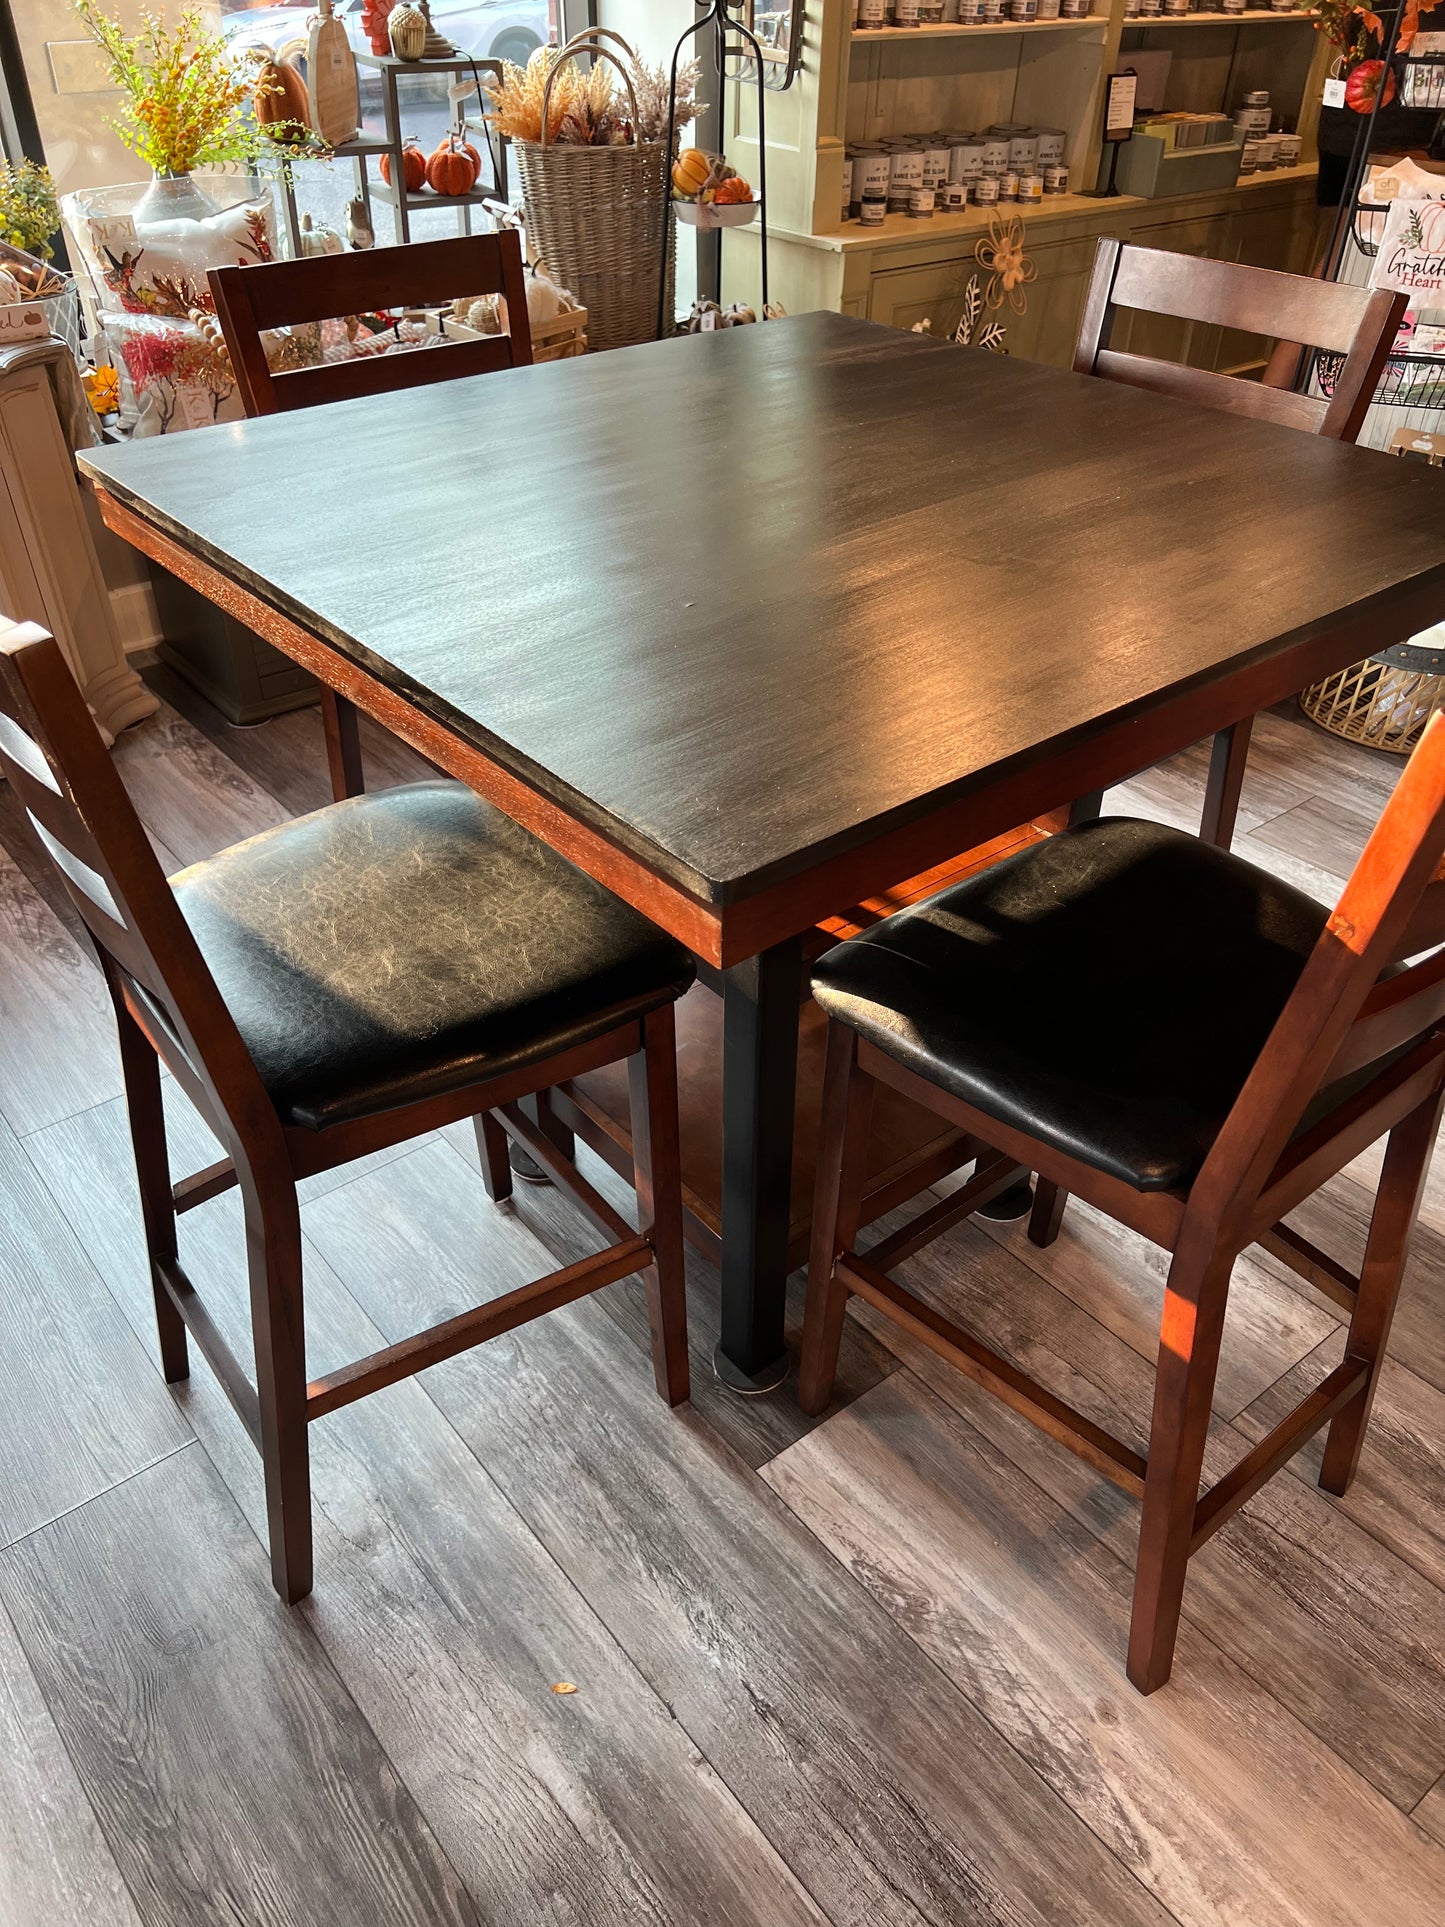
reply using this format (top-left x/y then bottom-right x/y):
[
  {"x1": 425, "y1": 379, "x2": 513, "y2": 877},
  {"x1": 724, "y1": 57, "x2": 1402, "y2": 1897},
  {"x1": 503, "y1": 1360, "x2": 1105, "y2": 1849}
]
[{"x1": 722, "y1": 0, "x2": 1332, "y2": 381}]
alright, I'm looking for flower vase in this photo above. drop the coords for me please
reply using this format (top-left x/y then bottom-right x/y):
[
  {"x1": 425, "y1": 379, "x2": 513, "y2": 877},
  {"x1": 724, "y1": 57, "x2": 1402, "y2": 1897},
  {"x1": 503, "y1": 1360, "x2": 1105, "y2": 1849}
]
[{"x1": 131, "y1": 171, "x2": 222, "y2": 227}]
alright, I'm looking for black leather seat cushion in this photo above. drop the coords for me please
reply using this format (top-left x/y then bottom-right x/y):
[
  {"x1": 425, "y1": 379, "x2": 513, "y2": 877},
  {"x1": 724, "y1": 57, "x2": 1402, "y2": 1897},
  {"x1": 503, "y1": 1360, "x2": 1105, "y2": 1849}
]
[
  {"x1": 811, "y1": 817, "x2": 1336, "y2": 1192},
  {"x1": 170, "y1": 781, "x2": 695, "y2": 1130}
]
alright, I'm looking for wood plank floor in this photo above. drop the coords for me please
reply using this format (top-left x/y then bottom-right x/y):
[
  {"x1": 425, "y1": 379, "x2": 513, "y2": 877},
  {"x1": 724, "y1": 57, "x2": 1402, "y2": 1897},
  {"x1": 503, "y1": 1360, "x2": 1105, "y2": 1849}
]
[{"x1": 2, "y1": 665, "x2": 1444, "y2": 1924}]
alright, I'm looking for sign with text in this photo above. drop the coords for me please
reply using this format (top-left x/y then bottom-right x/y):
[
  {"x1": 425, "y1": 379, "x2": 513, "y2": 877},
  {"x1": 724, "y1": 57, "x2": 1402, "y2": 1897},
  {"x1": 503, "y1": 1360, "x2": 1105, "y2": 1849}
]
[
  {"x1": 1370, "y1": 198, "x2": 1445, "y2": 299},
  {"x1": 1104, "y1": 71, "x2": 1138, "y2": 142}
]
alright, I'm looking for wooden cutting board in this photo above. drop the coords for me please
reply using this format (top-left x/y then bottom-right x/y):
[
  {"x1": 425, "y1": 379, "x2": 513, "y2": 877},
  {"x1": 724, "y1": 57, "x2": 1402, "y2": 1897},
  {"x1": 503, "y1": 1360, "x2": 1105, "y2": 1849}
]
[{"x1": 307, "y1": 0, "x2": 360, "y2": 147}]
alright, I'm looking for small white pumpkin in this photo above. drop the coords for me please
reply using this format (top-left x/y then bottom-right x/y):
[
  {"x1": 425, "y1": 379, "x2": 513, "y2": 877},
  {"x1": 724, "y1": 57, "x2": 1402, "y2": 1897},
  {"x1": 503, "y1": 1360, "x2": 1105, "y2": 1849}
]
[
  {"x1": 0, "y1": 268, "x2": 24, "y2": 307},
  {"x1": 299, "y1": 212, "x2": 344, "y2": 258},
  {"x1": 498, "y1": 263, "x2": 570, "y2": 334}
]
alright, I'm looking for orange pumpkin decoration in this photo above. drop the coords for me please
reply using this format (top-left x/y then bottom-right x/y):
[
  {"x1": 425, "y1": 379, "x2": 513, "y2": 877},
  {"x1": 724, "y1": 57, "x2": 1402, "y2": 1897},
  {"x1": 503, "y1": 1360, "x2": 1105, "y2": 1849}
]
[
  {"x1": 380, "y1": 141, "x2": 427, "y2": 191},
  {"x1": 426, "y1": 136, "x2": 480, "y2": 197},
  {"x1": 713, "y1": 176, "x2": 753, "y2": 205},
  {"x1": 255, "y1": 55, "x2": 311, "y2": 135}
]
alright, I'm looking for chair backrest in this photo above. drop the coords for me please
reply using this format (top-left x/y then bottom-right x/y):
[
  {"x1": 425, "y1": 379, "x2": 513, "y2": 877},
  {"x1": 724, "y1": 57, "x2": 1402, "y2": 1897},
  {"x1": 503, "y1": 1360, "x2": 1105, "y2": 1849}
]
[
  {"x1": 208, "y1": 229, "x2": 534, "y2": 417},
  {"x1": 1197, "y1": 707, "x2": 1445, "y2": 1229},
  {"x1": 1073, "y1": 237, "x2": 1405, "y2": 443},
  {"x1": 0, "y1": 617, "x2": 273, "y2": 1138}
]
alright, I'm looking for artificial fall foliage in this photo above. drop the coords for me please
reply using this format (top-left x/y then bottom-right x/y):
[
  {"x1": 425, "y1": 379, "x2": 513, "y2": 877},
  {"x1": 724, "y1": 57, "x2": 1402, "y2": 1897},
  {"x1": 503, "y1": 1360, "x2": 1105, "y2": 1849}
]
[
  {"x1": 1317, "y1": 0, "x2": 1443, "y2": 56},
  {"x1": 0, "y1": 159, "x2": 60, "y2": 261},
  {"x1": 74, "y1": 1, "x2": 318, "y2": 173},
  {"x1": 484, "y1": 46, "x2": 702, "y2": 146}
]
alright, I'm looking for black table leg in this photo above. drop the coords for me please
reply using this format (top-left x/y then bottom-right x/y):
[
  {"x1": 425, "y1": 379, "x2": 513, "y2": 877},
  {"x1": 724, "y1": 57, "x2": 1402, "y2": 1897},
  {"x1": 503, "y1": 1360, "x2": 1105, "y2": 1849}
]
[{"x1": 716, "y1": 936, "x2": 803, "y2": 1395}]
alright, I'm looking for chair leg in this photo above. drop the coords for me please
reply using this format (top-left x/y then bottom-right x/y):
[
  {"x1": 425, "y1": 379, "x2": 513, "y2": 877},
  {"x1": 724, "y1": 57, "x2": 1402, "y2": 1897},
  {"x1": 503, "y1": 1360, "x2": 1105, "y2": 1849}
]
[
  {"x1": 1028, "y1": 1178, "x2": 1067, "y2": 1249},
  {"x1": 240, "y1": 1173, "x2": 313, "y2": 1602},
  {"x1": 475, "y1": 1111, "x2": 514, "y2": 1203},
  {"x1": 113, "y1": 994, "x2": 188, "y2": 1383},
  {"x1": 1199, "y1": 717, "x2": 1253, "y2": 850},
  {"x1": 627, "y1": 1005, "x2": 690, "y2": 1407},
  {"x1": 1127, "y1": 1244, "x2": 1234, "y2": 1693},
  {"x1": 320, "y1": 690, "x2": 364, "y2": 801},
  {"x1": 1319, "y1": 1080, "x2": 1445, "y2": 1496},
  {"x1": 799, "y1": 1023, "x2": 875, "y2": 1417}
]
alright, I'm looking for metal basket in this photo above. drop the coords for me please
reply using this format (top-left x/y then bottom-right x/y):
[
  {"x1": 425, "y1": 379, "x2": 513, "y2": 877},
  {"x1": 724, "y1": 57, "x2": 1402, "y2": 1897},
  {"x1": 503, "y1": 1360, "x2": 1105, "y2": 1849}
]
[{"x1": 1299, "y1": 639, "x2": 1445, "y2": 755}]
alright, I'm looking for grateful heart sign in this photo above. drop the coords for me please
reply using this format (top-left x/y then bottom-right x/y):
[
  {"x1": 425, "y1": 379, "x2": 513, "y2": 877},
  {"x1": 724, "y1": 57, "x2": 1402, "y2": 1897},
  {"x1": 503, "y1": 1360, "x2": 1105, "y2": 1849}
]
[{"x1": 1371, "y1": 198, "x2": 1445, "y2": 298}]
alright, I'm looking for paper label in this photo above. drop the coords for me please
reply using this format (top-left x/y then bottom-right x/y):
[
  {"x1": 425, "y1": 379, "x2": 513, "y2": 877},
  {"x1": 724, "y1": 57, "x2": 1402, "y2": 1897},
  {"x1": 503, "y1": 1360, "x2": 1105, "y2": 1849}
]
[
  {"x1": 1323, "y1": 76, "x2": 1347, "y2": 109},
  {"x1": 1105, "y1": 71, "x2": 1138, "y2": 140}
]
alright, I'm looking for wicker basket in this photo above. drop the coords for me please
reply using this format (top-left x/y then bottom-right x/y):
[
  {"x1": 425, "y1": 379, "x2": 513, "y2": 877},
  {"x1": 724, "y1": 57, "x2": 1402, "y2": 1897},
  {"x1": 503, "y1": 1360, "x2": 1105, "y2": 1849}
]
[
  {"x1": 1299, "y1": 638, "x2": 1445, "y2": 755},
  {"x1": 511, "y1": 34, "x2": 672, "y2": 353}
]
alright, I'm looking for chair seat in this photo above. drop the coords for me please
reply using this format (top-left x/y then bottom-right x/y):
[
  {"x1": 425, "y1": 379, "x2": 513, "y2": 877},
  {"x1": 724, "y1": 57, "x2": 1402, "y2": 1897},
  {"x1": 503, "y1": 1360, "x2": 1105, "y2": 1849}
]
[
  {"x1": 170, "y1": 781, "x2": 695, "y2": 1130},
  {"x1": 810, "y1": 817, "x2": 1336, "y2": 1192}
]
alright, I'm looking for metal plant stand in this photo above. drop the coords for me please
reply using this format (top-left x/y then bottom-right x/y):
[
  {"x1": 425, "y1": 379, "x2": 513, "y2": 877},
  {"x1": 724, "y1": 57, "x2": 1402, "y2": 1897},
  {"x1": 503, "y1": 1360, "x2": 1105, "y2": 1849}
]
[{"x1": 658, "y1": 0, "x2": 771, "y2": 337}]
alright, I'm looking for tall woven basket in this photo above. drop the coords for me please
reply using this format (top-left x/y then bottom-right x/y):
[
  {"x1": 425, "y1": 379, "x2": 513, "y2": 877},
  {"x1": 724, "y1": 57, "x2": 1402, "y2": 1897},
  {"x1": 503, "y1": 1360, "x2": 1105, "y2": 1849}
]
[
  {"x1": 1299, "y1": 637, "x2": 1445, "y2": 755},
  {"x1": 511, "y1": 34, "x2": 672, "y2": 353}
]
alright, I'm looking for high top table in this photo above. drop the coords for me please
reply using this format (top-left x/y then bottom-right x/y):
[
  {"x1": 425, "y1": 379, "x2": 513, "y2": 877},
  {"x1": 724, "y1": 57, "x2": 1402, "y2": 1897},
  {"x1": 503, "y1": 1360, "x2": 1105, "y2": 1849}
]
[{"x1": 81, "y1": 312, "x2": 1445, "y2": 1392}]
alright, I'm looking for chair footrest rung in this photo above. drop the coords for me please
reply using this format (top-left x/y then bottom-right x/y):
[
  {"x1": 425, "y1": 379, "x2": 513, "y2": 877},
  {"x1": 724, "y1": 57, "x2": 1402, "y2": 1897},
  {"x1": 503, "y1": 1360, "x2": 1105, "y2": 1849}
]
[
  {"x1": 172, "y1": 1157, "x2": 239, "y2": 1215},
  {"x1": 1191, "y1": 1359, "x2": 1368, "y2": 1552},
  {"x1": 1253, "y1": 1223, "x2": 1358, "y2": 1313},
  {"x1": 835, "y1": 1253, "x2": 1148, "y2": 1496},
  {"x1": 863, "y1": 1154, "x2": 1026, "y2": 1274},
  {"x1": 306, "y1": 1234, "x2": 651, "y2": 1422},
  {"x1": 155, "y1": 1256, "x2": 261, "y2": 1447}
]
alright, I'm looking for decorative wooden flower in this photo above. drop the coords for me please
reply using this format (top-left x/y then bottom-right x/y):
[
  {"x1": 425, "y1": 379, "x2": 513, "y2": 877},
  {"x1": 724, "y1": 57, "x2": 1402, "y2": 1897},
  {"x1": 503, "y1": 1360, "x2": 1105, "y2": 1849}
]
[{"x1": 975, "y1": 215, "x2": 1037, "y2": 316}]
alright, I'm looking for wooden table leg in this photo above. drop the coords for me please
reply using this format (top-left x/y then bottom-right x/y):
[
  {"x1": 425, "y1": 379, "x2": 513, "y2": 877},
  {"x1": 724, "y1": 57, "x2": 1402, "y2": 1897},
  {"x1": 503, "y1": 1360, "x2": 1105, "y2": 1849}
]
[
  {"x1": 321, "y1": 690, "x2": 365, "y2": 800},
  {"x1": 716, "y1": 936, "x2": 803, "y2": 1394},
  {"x1": 1200, "y1": 717, "x2": 1253, "y2": 851}
]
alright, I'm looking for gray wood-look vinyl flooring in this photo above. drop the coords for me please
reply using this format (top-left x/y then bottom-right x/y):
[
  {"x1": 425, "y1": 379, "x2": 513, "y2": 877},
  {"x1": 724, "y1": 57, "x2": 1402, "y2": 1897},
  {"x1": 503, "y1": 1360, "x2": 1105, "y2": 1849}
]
[{"x1": 1, "y1": 666, "x2": 1443, "y2": 1924}]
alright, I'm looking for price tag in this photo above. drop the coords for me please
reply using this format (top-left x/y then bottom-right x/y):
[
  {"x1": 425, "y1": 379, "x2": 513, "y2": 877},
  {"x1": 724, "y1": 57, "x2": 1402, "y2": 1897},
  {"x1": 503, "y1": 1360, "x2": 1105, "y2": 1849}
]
[
  {"x1": 1104, "y1": 70, "x2": 1138, "y2": 142},
  {"x1": 1323, "y1": 76, "x2": 1347, "y2": 109}
]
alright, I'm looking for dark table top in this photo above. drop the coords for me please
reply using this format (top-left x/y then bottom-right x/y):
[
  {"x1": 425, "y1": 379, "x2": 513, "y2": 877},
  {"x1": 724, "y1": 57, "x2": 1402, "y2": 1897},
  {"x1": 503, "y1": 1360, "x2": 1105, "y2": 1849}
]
[{"x1": 82, "y1": 311, "x2": 1445, "y2": 907}]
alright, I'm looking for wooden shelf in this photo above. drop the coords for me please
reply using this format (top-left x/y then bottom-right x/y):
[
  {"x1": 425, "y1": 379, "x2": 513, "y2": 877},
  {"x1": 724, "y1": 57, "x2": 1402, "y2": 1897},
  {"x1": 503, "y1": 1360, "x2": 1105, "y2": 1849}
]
[
  {"x1": 1122, "y1": 7, "x2": 1320, "y2": 22},
  {"x1": 851, "y1": 17, "x2": 1107, "y2": 43},
  {"x1": 799, "y1": 160, "x2": 1319, "y2": 253},
  {"x1": 369, "y1": 179, "x2": 500, "y2": 212}
]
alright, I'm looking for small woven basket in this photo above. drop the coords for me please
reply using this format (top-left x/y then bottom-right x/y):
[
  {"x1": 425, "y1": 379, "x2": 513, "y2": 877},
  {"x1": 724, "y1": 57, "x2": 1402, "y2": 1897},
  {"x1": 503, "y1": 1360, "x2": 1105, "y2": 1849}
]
[
  {"x1": 511, "y1": 33, "x2": 672, "y2": 353},
  {"x1": 1299, "y1": 639, "x2": 1445, "y2": 755}
]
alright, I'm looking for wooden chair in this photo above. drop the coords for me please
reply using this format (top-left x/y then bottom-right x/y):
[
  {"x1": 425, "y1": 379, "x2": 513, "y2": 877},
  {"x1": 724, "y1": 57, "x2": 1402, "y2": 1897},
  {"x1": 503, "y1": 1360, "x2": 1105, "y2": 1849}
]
[
  {"x1": 1074, "y1": 238, "x2": 1406, "y2": 850},
  {"x1": 0, "y1": 616, "x2": 693, "y2": 1603},
  {"x1": 800, "y1": 710, "x2": 1445, "y2": 1692},
  {"x1": 208, "y1": 231, "x2": 534, "y2": 804}
]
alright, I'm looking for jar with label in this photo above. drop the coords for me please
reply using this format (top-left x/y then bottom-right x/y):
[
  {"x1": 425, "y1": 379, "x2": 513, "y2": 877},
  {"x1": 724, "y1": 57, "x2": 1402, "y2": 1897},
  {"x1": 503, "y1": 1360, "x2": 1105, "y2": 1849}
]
[
  {"x1": 1136, "y1": 0, "x2": 1158, "y2": 14},
  {"x1": 1163, "y1": 0, "x2": 1188, "y2": 15},
  {"x1": 909, "y1": 185, "x2": 935, "y2": 217},
  {"x1": 1035, "y1": 128, "x2": 1066, "y2": 167},
  {"x1": 1043, "y1": 162, "x2": 1069, "y2": 195},
  {"x1": 941, "y1": 181, "x2": 967, "y2": 211},
  {"x1": 918, "y1": 0, "x2": 946, "y2": 18},
  {"x1": 923, "y1": 144, "x2": 951, "y2": 194},
  {"x1": 1276, "y1": 131, "x2": 1302, "y2": 166},
  {"x1": 1008, "y1": 132, "x2": 1039, "y2": 171},
  {"x1": 888, "y1": 146, "x2": 923, "y2": 211},
  {"x1": 981, "y1": 134, "x2": 1010, "y2": 174},
  {"x1": 980, "y1": 0, "x2": 1005, "y2": 21},
  {"x1": 1238, "y1": 138, "x2": 1261, "y2": 175},
  {"x1": 1233, "y1": 103, "x2": 1271, "y2": 136},
  {"x1": 952, "y1": 138, "x2": 986, "y2": 182},
  {"x1": 841, "y1": 154, "x2": 854, "y2": 219},
  {"x1": 1254, "y1": 135, "x2": 1279, "y2": 170},
  {"x1": 893, "y1": 0, "x2": 921, "y2": 24},
  {"x1": 1059, "y1": 0, "x2": 1092, "y2": 16},
  {"x1": 857, "y1": 147, "x2": 891, "y2": 211},
  {"x1": 1220, "y1": 0, "x2": 1245, "y2": 10},
  {"x1": 859, "y1": 195, "x2": 885, "y2": 226},
  {"x1": 956, "y1": 0, "x2": 986, "y2": 18},
  {"x1": 1017, "y1": 172, "x2": 1043, "y2": 205},
  {"x1": 974, "y1": 174, "x2": 1000, "y2": 206},
  {"x1": 1009, "y1": 0, "x2": 1037, "y2": 19},
  {"x1": 998, "y1": 171, "x2": 1020, "y2": 201},
  {"x1": 855, "y1": 0, "x2": 887, "y2": 24},
  {"x1": 1036, "y1": 0, "x2": 1061, "y2": 15}
]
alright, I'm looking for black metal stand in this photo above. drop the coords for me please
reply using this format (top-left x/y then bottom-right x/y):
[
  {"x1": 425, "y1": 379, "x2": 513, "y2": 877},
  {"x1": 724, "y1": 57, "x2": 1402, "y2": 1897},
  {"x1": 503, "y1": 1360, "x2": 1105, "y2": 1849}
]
[{"x1": 658, "y1": 0, "x2": 771, "y2": 339}]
